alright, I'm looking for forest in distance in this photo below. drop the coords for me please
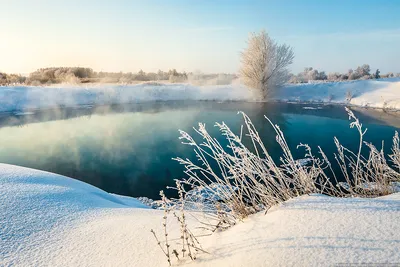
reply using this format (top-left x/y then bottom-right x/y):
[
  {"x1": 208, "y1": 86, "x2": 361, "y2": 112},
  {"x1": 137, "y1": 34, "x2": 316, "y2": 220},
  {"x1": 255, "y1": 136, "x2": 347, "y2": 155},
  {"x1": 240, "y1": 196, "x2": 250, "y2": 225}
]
[{"x1": 1, "y1": 64, "x2": 399, "y2": 86}]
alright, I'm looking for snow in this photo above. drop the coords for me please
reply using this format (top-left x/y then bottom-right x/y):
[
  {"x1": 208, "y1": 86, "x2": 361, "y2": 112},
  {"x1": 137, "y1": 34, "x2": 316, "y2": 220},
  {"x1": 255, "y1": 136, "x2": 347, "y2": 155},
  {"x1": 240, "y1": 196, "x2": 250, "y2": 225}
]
[
  {"x1": 0, "y1": 78, "x2": 400, "y2": 113},
  {"x1": 273, "y1": 78, "x2": 400, "y2": 110},
  {"x1": 1, "y1": 163, "x2": 399, "y2": 266},
  {"x1": 1, "y1": 79, "x2": 400, "y2": 265},
  {"x1": 197, "y1": 193, "x2": 400, "y2": 267},
  {"x1": 0, "y1": 163, "x2": 149, "y2": 266}
]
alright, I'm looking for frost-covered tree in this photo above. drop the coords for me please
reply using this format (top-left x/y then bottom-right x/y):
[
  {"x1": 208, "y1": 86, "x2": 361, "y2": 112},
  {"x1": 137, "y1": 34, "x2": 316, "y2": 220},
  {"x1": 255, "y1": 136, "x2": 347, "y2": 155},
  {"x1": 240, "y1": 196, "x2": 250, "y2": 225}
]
[
  {"x1": 328, "y1": 72, "x2": 340, "y2": 81},
  {"x1": 305, "y1": 69, "x2": 327, "y2": 81},
  {"x1": 355, "y1": 64, "x2": 370, "y2": 77},
  {"x1": 348, "y1": 72, "x2": 359, "y2": 80},
  {"x1": 307, "y1": 69, "x2": 318, "y2": 80},
  {"x1": 239, "y1": 30, "x2": 294, "y2": 99}
]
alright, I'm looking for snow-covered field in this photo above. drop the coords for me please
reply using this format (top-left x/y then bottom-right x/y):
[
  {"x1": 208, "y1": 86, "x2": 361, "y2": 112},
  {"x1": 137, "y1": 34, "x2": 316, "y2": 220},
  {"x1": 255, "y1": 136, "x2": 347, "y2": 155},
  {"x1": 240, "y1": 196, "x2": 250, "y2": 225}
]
[
  {"x1": 1, "y1": 164, "x2": 399, "y2": 266},
  {"x1": 0, "y1": 78, "x2": 400, "y2": 112}
]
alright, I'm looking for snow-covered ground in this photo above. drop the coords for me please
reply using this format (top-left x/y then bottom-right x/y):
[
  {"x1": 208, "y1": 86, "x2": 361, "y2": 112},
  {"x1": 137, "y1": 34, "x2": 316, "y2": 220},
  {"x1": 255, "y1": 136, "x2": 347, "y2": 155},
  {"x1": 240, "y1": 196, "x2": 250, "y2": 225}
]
[
  {"x1": 1, "y1": 164, "x2": 399, "y2": 266},
  {"x1": 274, "y1": 78, "x2": 400, "y2": 110},
  {"x1": 0, "y1": 78, "x2": 400, "y2": 112}
]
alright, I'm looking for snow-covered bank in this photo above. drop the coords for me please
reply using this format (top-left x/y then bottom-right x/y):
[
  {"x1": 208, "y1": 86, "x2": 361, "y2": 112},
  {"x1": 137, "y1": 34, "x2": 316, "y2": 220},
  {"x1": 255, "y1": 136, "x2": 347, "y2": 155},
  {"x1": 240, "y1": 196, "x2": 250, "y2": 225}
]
[
  {"x1": 1, "y1": 164, "x2": 399, "y2": 266},
  {"x1": 0, "y1": 164, "x2": 149, "y2": 266},
  {"x1": 1, "y1": 78, "x2": 400, "y2": 113},
  {"x1": 273, "y1": 78, "x2": 400, "y2": 110}
]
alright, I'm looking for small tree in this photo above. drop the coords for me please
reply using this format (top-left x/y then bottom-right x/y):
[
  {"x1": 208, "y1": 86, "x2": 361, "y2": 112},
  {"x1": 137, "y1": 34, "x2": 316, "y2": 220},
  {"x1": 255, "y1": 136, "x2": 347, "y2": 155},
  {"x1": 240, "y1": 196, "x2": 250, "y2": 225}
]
[
  {"x1": 239, "y1": 30, "x2": 294, "y2": 99},
  {"x1": 374, "y1": 69, "x2": 381, "y2": 79}
]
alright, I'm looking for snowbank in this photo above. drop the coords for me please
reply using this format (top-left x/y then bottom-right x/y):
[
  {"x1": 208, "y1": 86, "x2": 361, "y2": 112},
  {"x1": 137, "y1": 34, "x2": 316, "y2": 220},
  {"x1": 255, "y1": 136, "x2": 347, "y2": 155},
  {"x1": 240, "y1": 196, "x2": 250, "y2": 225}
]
[
  {"x1": 1, "y1": 78, "x2": 400, "y2": 113},
  {"x1": 273, "y1": 78, "x2": 400, "y2": 110},
  {"x1": 0, "y1": 164, "x2": 149, "y2": 266},
  {"x1": 198, "y1": 193, "x2": 400, "y2": 266},
  {"x1": 1, "y1": 164, "x2": 399, "y2": 266}
]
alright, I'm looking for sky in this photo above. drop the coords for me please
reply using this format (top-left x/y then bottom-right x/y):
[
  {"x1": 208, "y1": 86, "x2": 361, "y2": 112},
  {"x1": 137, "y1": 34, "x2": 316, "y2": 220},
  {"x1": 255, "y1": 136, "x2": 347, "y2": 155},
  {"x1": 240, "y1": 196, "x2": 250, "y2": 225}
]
[{"x1": 1, "y1": 0, "x2": 400, "y2": 74}]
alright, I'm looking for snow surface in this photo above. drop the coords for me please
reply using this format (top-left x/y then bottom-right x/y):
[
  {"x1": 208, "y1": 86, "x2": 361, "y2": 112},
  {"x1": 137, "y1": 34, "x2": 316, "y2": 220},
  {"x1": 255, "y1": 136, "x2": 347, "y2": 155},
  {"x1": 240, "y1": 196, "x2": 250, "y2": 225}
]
[
  {"x1": 0, "y1": 164, "x2": 148, "y2": 266},
  {"x1": 273, "y1": 78, "x2": 400, "y2": 110},
  {"x1": 0, "y1": 78, "x2": 400, "y2": 113},
  {"x1": 1, "y1": 164, "x2": 399, "y2": 266}
]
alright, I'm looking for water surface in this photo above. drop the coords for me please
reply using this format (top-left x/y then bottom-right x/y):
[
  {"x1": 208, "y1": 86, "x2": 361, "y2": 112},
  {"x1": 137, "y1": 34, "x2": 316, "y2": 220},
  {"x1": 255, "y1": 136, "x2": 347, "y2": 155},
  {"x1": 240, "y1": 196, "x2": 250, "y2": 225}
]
[{"x1": 0, "y1": 102, "x2": 398, "y2": 199}]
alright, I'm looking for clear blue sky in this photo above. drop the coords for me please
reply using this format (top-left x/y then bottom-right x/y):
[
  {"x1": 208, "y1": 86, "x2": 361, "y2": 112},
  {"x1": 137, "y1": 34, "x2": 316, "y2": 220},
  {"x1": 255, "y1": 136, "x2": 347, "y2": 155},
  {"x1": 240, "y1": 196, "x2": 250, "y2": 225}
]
[{"x1": 1, "y1": 0, "x2": 399, "y2": 74}]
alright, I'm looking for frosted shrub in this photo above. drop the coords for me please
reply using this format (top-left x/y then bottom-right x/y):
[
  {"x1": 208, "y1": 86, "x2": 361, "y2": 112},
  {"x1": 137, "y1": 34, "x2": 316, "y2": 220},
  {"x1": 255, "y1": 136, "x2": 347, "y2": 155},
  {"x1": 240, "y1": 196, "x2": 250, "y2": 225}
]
[
  {"x1": 390, "y1": 132, "x2": 400, "y2": 171},
  {"x1": 335, "y1": 108, "x2": 400, "y2": 196},
  {"x1": 150, "y1": 109, "x2": 400, "y2": 264},
  {"x1": 173, "y1": 109, "x2": 400, "y2": 220},
  {"x1": 174, "y1": 112, "x2": 340, "y2": 219}
]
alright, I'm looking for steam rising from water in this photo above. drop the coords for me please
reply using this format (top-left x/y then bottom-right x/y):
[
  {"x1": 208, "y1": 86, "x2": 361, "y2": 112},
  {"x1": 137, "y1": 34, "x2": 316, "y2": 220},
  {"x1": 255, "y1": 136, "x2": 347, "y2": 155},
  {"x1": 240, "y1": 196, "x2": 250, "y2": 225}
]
[
  {"x1": 0, "y1": 109, "x2": 197, "y2": 162},
  {"x1": 0, "y1": 109, "x2": 201, "y2": 195},
  {"x1": 0, "y1": 83, "x2": 253, "y2": 113}
]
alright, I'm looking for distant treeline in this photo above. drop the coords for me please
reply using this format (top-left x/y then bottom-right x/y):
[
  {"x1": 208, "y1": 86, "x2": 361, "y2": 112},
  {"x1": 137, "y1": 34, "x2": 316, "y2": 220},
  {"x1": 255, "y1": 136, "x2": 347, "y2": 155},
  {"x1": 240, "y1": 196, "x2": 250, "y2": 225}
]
[
  {"x1": 0, "y1": 73, "x2": 27, "y2": 85},
  {"x1": 0, "y1": 67, "x2": 237, "y2": 86},
  {"x1": 1, "y1": 64, "x2": 399, "y2": 86},
  {"x1": 289, "y1": 64, "x2": 400, "y2": 83}
]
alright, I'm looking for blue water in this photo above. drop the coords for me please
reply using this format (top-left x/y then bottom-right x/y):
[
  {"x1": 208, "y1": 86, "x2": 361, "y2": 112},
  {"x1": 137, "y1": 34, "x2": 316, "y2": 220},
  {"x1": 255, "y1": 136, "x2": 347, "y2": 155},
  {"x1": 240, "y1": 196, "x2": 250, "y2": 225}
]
[{"x1": 0, "y1": 102, "x2": 398, "y2": 199}]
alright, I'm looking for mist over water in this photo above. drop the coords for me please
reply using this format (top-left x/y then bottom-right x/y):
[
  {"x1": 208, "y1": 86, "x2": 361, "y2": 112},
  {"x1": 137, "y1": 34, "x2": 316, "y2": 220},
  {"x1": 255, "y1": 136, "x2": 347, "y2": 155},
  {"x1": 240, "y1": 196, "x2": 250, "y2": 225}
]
[{"x1": 0, "y1": 101, "x2": 398, "y2": 199}]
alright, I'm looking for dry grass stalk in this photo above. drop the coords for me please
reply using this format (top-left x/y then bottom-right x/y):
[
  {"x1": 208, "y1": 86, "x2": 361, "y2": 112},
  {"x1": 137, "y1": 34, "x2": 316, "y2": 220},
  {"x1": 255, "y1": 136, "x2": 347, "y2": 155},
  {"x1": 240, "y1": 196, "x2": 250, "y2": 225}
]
[
  {"x1": 390, "y1": 131, "x2": 400, "y2": 171},
  {"x1": 151, "y1": 186, "x2": 208, "y2": 266},
  {"x1": 150, "y1": 108, "x2": 400, "y2": 264},
  {"x1": 174, "y1": 108, "x2": 400, "y2": 221},
  {"x1": 150, "y1": 190, "x2": 172, "y2": 266}
]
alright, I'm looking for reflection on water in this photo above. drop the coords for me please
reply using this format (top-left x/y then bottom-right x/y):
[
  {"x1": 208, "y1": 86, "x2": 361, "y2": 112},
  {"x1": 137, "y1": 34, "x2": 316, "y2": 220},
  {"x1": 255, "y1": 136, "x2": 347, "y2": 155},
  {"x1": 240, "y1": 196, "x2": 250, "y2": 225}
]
[{"x1": 0, "y1": 101, "x2": 399, "y2": 199}]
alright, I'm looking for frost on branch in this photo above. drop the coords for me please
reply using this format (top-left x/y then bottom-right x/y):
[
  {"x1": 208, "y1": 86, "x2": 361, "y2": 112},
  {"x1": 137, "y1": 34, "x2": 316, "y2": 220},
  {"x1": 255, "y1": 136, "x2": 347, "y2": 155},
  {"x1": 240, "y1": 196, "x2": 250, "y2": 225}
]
[{"x1": 239, "y1": 30, "x2": 294, "y2": 100}]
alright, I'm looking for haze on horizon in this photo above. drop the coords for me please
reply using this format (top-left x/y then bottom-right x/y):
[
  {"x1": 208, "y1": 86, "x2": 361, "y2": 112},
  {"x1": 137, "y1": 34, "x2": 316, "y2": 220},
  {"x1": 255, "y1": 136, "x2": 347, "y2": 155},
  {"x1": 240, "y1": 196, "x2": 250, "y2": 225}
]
[{"x1": 1, "y1": 0, "x2": 400, "y2": 75}]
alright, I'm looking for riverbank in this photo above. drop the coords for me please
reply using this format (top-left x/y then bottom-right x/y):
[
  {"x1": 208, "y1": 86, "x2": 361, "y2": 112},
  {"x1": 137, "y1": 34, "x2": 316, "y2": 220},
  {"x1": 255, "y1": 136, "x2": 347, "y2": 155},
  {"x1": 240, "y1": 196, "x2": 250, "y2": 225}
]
[
  {"x1": 1, "y1": 164, "x2": 399, "y2": 266},
  {"x1": 0, "y1": 78, "x2": 399, "y2": 113},
  {"x1": 273, "y1": 78, "x2": 400, "y2": 111}
]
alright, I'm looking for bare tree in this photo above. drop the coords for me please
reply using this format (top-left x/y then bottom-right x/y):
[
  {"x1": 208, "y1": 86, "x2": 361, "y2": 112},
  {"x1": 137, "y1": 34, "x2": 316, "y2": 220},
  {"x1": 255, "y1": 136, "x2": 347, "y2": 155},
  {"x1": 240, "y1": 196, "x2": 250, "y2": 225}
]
[{"x1": 239, "y1": 30, "x2": 294, "y2": 99}]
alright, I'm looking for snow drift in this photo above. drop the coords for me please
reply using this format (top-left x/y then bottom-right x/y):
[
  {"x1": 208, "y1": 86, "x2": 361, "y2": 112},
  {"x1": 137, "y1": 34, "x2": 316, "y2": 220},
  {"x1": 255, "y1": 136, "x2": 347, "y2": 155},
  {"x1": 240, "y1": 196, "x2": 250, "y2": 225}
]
[
  {"x1": 1, "y1": 164, "x2": 399, "y2": 266},
  {"x1": 0, "y1": 164, "x2": 148, "y2": 266}
]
